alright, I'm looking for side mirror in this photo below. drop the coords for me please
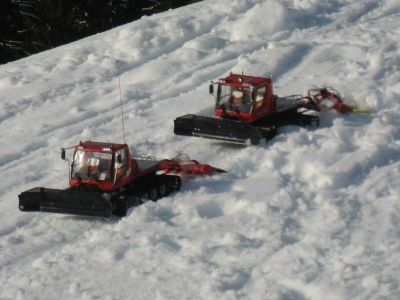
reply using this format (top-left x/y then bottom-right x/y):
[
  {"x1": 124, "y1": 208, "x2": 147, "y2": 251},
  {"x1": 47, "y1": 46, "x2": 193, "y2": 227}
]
[
  {"x1": 61, "y1": 148, "x2": 66, "y2": 160},
  {"x1": 116, "y1": 153, "x2": 122, "y2": 164},
  {"x1": 209, "y1": 84, "x2": 214, "y2": 95}
]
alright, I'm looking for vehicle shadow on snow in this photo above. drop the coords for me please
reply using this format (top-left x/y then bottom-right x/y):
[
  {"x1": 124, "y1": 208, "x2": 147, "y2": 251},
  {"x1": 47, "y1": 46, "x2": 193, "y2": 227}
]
[
  {"x1": 57, "y1": 176, "x2": 234, "y2": 222},
  {"x1": 210, "y1": 142, "x2": 248, "y2": 149},
  {"x1": 60, "y1": 214, "x2": 121, "y2": 224},
  {"x1": 181, "y1": 175, "x2": 235, "y2": 195}
]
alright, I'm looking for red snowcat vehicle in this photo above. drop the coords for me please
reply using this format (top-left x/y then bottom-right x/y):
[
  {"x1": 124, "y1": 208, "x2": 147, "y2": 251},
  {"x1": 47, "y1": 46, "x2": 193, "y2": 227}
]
[
  {"x1": 18, "y1": 141, "x2": 225, "y2": 218},
  {"x1": 174, "y1": 73, "x2": 357, "y2": 145}
]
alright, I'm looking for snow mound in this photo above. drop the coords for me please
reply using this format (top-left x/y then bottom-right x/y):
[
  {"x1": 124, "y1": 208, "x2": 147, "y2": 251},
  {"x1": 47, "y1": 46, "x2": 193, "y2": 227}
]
[{"x1": 0, "y1": 0, "x2": 400, "y2": 299}]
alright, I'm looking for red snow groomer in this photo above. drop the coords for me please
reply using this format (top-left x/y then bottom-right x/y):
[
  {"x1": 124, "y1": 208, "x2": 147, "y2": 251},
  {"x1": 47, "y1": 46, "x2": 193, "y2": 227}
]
[
  {"x1": 174, "y1": 73, "x2": 356, "y2": 145},
  {"x1": 18, "y1": 141, "x2": 225, "y2": 219}
]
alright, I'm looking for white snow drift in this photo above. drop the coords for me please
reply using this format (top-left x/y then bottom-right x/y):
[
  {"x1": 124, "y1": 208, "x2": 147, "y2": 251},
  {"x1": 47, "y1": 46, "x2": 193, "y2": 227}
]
[{"x1": 0, "y1": 0, "x2": 400, "y2": 299}]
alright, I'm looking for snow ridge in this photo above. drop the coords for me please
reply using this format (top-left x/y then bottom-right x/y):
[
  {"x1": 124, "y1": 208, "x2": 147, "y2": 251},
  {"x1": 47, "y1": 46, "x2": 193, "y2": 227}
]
[{"x1": 0, "y1": 0, "x2": 400, "y2": 299}]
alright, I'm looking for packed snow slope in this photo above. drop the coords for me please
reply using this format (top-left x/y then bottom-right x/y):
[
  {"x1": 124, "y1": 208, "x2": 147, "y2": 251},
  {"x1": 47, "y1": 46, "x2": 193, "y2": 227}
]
[{"x1": 1, "y1": 0, "x2": 400, "y2": 299}]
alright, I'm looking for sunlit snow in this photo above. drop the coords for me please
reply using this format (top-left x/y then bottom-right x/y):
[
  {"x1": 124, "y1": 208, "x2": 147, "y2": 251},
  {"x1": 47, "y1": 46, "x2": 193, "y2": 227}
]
[{"x1": 0, "y1": 0, "x2": 400, "y2": 299}]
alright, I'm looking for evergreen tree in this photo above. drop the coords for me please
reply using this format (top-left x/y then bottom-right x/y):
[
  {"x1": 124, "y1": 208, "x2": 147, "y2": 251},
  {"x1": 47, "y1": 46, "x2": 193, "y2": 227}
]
[
  {"x1": 14, "y1": 0, "x2": 82, "y2": 50},
  {"x1": 0, "y1": 0, "x2": 200, "y2": 64},
  {"x1": 0, "y1": 0, "x2": 27, "y2": 64}
]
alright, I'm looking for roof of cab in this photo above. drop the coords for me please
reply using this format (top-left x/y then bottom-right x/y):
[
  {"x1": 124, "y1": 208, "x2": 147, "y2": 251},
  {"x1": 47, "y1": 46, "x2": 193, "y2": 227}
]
[
  {"x1": 77, "y1": 141, "x2": 127, "y2": 152},
  {"x1": 219, "y1": 73, "x2": 272, "y2": 87}
]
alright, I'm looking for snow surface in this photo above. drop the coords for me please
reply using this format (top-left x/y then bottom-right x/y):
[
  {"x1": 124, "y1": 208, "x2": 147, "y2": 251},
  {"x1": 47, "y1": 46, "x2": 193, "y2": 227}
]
[{"x1": 1, "y1": 0, "x2": 400, "y2": 299}]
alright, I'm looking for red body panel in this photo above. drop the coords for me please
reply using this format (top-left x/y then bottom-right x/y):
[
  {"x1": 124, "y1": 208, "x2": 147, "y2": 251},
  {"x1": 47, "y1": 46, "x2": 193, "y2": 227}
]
[
  {"x1": 318, "y1": 91, "x2": 354, "y2": 113},
  {"x1": 69, "y1": 141, "x2": 140, "y2": 191},
  {"x1": 214, "y1": 73, "x2": 277, "y2": 123},
  {"x1": 219, "y1": 73, "x2": 272, "y2": 87}
]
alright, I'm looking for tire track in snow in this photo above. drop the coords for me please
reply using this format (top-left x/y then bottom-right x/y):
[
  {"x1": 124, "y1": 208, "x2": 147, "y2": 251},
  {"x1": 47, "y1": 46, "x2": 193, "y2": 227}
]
[
  {"x1": 1, "y1": 1, "x2": 400, "y2": 298},
  {"x1": 0, "y1": 8, "x2": 233, "y2": 172},
  {"x1": 0, "y1": 0, "x2": 343, "y2": 171},
  {"x1": 0, "y1": 214, "x2": 116, "y2": 270}
]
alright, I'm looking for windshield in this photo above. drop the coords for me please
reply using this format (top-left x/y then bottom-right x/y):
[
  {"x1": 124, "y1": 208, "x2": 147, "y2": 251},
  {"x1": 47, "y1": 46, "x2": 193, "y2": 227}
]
[
  {"x1": 217, "y1": 84, "x2": 252, "y2": 112},
  {"x1": 72, "y1": 150, "x2": 113, "y2": 181}
]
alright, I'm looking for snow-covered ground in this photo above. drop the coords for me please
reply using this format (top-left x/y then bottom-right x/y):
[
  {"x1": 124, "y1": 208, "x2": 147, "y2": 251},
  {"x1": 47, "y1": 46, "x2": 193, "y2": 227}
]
[{"x1": 1, "y1": 0, "x2": 400, "y2": 299}]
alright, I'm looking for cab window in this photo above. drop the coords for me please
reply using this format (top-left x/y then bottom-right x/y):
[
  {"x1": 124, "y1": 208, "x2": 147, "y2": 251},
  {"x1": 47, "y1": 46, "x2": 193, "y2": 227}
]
[
  {"x1": 72, "y1": 150, "x2": 112, "y2": 181},
  {"x1": 115, "y1": 149, "x2": 128, "y2": 180},
  {"x1": 254, "y1": 86, "x2": 266, "y2": 109},
  {"x1": 217, "y1": 85, "x2": 252, "y2": 113}
]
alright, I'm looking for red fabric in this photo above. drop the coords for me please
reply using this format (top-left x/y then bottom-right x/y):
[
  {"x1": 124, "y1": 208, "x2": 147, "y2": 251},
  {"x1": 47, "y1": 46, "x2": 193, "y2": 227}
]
[{"x1": 319, "y1": 91, "x2": 354, "y2": 113}]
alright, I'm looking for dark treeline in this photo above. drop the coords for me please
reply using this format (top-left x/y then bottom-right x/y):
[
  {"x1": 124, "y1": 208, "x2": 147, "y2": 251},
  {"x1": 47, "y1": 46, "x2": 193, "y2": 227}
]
[{"x1": 0, "y1": 0, "x2": 198, "y2": 64}]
